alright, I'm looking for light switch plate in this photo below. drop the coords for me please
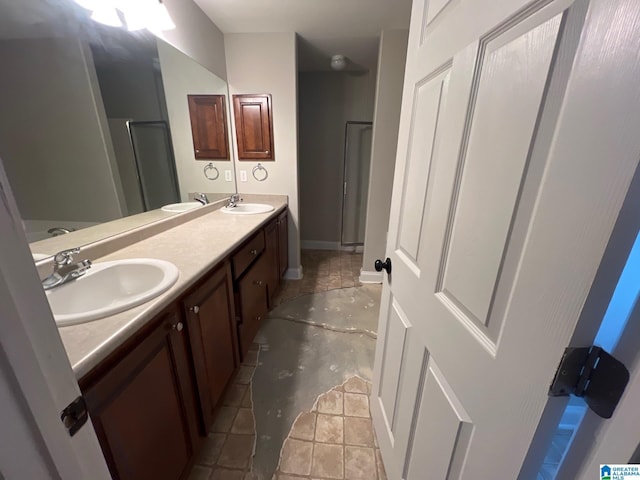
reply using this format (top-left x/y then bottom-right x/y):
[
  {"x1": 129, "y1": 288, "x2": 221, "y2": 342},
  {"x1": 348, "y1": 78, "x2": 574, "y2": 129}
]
[
  {"x1": 240, "y1": 170, "x2": 248, "y2": 182},
  {"x1": 224, "y1": 170, "x2": 232, "y2": 182}
]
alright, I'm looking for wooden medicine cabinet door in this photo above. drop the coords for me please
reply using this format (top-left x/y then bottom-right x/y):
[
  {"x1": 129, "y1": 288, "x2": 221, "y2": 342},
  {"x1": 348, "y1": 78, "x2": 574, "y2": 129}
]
[
  {"x1": 187, "y1": 94, "x2": 230, "y2": 160},
  {"x1": 232, "y1": 94, "x2": 274, "y2": 160}
]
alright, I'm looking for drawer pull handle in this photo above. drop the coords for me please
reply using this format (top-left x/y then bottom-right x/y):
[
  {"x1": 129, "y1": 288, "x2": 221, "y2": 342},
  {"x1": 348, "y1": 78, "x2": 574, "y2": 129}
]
[
  {"x1": 254, "y1": 280, "x2": 263, "y2": 286},
  {"x1": 190, "y1": 306, "x2": 200, "y2": 314},
  {"x1": 172, "y1": 322, "x2": 184, "y2": 332},
  {"x1": 250, "y1": 249, "x2": 258, "y2": 255}
]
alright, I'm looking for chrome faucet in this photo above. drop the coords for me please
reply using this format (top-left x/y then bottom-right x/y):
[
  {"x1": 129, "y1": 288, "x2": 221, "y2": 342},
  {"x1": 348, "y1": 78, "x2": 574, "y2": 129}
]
[
  {"x1": 227, "y1": 193, "x2": 241, "y2": 208},
  {"x1": 194, "y1": 192, "x2": 209, "y2": 205},
  {"x1": 42, "y1": 248, "x2": 92, "y2": 290}
]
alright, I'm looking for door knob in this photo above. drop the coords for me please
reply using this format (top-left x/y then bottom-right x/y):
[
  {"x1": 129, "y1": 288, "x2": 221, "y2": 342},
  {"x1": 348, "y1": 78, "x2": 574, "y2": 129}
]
[{"x1": 374, "y1": 257, "x2": 392, "y2": 274}]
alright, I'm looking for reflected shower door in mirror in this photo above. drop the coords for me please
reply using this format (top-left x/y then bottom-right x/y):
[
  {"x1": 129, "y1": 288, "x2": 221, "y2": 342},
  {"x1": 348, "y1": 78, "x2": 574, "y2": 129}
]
[{"x1": 0, "y1": 0, "x2": 237, "y2": 257}]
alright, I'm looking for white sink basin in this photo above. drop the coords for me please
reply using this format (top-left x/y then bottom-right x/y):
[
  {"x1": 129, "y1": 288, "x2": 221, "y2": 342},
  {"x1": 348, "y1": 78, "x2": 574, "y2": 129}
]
[
  {"x1": 47, "y1": 258, "x2": 179, "y2": 327},
  {"x1": 221, "y1": 203, "x2": 275, "y2": 215},
  {"x1": 161, "y1": 202, "x2": 201, "y2": 213}
]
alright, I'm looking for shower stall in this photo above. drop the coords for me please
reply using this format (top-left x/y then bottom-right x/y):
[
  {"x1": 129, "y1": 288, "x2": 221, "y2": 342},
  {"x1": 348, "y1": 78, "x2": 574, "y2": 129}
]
[{"x1": 341, "y1": 121, "x2": 373, "y2": 247}]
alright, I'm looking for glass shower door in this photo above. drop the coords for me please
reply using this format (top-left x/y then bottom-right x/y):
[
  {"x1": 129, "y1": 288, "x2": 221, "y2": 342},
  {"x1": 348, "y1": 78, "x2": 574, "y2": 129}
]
[
  {"x1": 127, "y1": 121, "x2": 181, "y2": 211},
  {"x1": 341, "y1": 121, "x2": 373, "y2": 246}
]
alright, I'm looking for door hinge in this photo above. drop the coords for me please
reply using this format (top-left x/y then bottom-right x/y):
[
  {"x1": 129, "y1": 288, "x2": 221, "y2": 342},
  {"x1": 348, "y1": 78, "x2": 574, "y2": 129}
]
[
  {"x1": 60, "y1": 395, "x2": 88, "y2": 436},
  {"x1": 549, "y1": 346, "x2": 629, "y2": 419}
]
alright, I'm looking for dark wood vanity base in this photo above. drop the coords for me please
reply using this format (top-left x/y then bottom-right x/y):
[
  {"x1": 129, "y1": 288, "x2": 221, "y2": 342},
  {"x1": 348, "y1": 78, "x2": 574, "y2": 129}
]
[{"x1": 78, "y1": 208, "x2": 289, "y2": 480}]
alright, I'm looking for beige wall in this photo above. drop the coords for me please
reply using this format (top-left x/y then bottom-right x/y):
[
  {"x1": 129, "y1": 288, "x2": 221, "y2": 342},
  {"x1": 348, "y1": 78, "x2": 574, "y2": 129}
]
[
  {"x1": 159, "y1": 0, "x2": 227, "y2": 80},
  {"x1": 298, "y1": 71, "x2": 376, "y2": 246},
  {"x1": 0, "y1": 37, "x2": 124, "y2": 223},
  {"x1": 157, "y1": 40, "x2": 236, "y2": 202},
  {"x1": 224, "y1": 32, "x2": 301, "y2": 275},
  {"x1": 361, "y1": 29, "x2": 409, "y2": 280}
]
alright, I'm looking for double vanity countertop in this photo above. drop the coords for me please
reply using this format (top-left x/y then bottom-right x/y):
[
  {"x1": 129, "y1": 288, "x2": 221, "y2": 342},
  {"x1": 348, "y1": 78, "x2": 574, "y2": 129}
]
[{"x1": 57, "y1": 195, "x2": 288, "y2": 379}]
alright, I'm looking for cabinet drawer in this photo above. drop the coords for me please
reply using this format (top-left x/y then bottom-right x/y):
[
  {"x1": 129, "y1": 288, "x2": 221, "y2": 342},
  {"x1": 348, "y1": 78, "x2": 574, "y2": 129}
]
[
  {"x1": 232, "y1": 230, "x2": 265, "y2": 279},
  {"x1": 237, "y1": 253, "x2": 269, "y2": 357}
]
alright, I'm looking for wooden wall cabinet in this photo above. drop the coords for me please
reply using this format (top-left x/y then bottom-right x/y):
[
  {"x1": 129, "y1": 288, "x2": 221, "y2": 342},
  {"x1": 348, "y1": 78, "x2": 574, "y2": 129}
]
[
  {"x1": 83, "y1": 308, "x2": 199, "y2": 480},
  {"x1": 183, "y1": 262, "x2": 238, "y2": 430},
  {"x1": 187, "y1": 94, "x2": 230, "y2": 160},
  {"x1": 232, "y1": 94, "x2": 274, "y2": 161}
]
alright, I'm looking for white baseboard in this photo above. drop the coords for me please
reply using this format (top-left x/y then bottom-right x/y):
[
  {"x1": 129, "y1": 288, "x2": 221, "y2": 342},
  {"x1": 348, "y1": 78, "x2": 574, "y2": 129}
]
[
  {"x1": 301, "y1": 240, "x2": 364, "y2": 252},
  {"x1": 359, "y1": 269, "x2": 383, "y2": 284},
  {"x1": 284, "y1": 265, "x2": 304, "y2": 280}
]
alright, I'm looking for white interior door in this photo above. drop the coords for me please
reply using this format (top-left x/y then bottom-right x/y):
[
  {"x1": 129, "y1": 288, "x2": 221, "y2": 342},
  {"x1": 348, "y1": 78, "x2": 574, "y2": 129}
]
[
  {"x1": 0, "y1": 159, "x2": 111, "y2": 478},
  {"x1": 370, "y1": 0, "x2": 640, "y2": 478}
]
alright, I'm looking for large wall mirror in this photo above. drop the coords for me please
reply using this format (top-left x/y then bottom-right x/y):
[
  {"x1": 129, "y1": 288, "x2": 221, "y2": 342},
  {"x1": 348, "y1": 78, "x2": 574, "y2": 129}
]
[{"x1": 0, "y1": 0, "x2": 237, "y2": 258}]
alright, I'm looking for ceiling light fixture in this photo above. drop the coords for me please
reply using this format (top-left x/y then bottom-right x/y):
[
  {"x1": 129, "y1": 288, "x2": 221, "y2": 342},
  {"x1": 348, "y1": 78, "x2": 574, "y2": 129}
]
[
  {"x1": 330, "y1": 54, "x2": 347, "y2": 71},
  {"x1": 90, "y1": 6, "x2": 123, "y2": 28},
  {"x1": 73, "y1": 0, "x2": 175, "y2": 32},
  {"x1": 152, "y1": 0, "x2": 176, "y2": 31}
]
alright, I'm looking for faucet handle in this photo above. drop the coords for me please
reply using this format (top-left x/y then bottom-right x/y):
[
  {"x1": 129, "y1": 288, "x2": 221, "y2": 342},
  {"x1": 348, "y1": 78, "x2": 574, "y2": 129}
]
[{"x1": 53, "y1": 248, "x2": 80, "y2": 266}]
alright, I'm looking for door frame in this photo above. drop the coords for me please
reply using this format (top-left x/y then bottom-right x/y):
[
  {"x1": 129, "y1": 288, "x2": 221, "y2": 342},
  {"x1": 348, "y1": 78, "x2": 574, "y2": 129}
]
[
  {"x1": 0, "y1": 157, "x2": 111, "y2": 478},
  {"x1": 521, "y1": 156, "x2": 640, "y2": 478}
]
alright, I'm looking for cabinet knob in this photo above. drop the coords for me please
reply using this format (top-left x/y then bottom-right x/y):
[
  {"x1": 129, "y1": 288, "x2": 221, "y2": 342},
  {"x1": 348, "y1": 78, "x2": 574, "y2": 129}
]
[
  {"x1": 196, "y1": 149, "x2": 201, "y2": 153},
  {"x1": 254, "y1": 280, "x2": 263, "y2": 286},
  {"x1": 190, "y1": 306, "x2": 200, "y2": 314},
  {"x1": 265, "y1": 150, "x2": 270, "y2": 154},
  {"x1": 172, "y1": 322, "x2": 184, "y2": 332},
  {"x1": 250, "y1": 249, "x2": 258, "y2": 255},
  {"x1": 256, "y1": 315, "x2": 261, "y2": 322}
]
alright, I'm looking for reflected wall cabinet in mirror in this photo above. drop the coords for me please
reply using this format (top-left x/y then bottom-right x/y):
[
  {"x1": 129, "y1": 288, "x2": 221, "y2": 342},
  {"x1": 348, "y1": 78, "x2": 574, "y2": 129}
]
[
  {"x1": 187, "y1": 95, "x2": 230, "y2": 160},
  {"x1": 0, "y1": 0, "x2": 238, "y2": 259},
  {"x1": 232, "y1": 94, "x2": 274, "y2": 161}
]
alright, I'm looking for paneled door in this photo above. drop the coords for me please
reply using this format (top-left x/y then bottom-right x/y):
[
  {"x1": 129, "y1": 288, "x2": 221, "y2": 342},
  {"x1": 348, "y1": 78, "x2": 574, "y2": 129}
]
[{"x1": 371, "y1": 0, "x2": 640, "y2": 478}]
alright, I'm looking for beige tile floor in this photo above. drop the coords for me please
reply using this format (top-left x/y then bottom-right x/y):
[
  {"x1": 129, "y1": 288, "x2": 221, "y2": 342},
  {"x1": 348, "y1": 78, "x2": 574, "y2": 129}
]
[
  {"x1": 188, "y1": 344, "x2": 260, "y2": 480},
  {"x1": 273, "y1": 250, "x2": 363, "y2": 306},
  {"x1": 273, "y1": 377, "x2": 387, "y2": 480}
]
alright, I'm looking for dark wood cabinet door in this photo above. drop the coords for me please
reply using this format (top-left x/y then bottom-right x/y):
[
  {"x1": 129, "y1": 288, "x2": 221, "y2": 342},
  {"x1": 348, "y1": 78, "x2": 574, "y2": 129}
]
[
  {"x1": 232, "y1": 94, "x2": 274, "y2": 160},
  {"x1": 277, "y1": 210, "x2": 289, "y2": 278},
  {"x1": 265, "y1": 217, "x2": 280, "y2": 306},
  {"x1": 83, "y1": 309, "x2": 198, "y2": 480},
  {"x1": 237, "y1": 253, "x2": 269, "y2": 358},
  {"x1": 183, "y1": 262, "x2": 238, "y2": 430},
  {"x1": 187, "y1": 94, "x2": 230, "y2": 160}
]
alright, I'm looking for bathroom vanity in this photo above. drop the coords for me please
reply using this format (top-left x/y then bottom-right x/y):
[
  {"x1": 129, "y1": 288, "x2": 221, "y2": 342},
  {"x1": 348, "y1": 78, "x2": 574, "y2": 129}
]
[{"x1": 58, "y1": 197, "x2": 288, "y2": 480}]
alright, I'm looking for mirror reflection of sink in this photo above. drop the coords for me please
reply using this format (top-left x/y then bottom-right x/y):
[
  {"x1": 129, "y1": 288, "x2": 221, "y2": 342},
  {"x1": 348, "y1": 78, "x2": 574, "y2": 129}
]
[
  {"x1": 161, "y1": 202, "x2": 202, "y2": 213},
  {"x1": 47, "y1": 258, "x2": 179, "y2": 327},
  {"x1": 221, "y1": 203, "x2": 275, "y2": 215}
]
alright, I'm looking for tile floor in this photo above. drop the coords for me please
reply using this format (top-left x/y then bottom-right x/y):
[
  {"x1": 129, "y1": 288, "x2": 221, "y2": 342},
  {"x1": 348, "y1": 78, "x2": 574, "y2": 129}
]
[
  {"x1": 273, "y1": 250, "x2": 363, "y2": 306},
  {"x1": 188, "y1": 249, "x2": 385, "y2": 480},
  {"x1": 188, "y1": 344, "x2": 260, "y2": 480},
  {"x1": 273, "y1": 376, "x2": 387, "y2": 480}
]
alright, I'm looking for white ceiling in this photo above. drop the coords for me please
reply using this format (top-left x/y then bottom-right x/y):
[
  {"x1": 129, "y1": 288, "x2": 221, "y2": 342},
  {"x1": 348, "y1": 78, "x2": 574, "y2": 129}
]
[{"x1": 193, "y1": 0, "x2": 412, "y2": 72}]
